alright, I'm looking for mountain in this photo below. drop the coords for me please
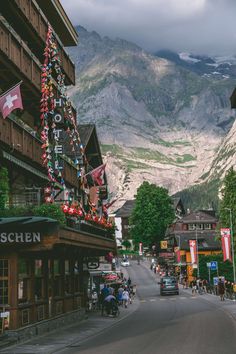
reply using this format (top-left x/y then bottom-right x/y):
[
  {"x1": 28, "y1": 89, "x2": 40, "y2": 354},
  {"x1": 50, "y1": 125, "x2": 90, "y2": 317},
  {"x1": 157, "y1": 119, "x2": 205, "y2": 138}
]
[{"x1": 67, "y1": 26, "x2": 236, "y2": 208}]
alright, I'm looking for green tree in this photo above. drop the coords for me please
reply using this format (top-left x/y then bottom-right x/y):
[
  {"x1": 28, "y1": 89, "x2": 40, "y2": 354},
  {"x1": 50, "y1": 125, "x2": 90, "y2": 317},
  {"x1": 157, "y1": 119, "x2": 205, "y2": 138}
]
[
  {"x1": 219, "y1": 167, "x2": 236, "y2": 232},
  {"x1": 122, "y1": 239, "x2": 132, "y2": 250},
  {"x1": 0, "y1": 167, "x2": 9, "y2": 210},
  {"x1": 130, "y1": 181, "x2": 174, "y2": 248}
]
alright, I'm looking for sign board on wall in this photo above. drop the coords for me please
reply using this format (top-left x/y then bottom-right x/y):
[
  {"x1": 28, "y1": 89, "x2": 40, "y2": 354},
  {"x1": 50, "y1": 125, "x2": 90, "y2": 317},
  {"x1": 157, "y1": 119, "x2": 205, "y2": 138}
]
[{"x1": 0, "y1": 232, "x2": 41, "y2": 243}]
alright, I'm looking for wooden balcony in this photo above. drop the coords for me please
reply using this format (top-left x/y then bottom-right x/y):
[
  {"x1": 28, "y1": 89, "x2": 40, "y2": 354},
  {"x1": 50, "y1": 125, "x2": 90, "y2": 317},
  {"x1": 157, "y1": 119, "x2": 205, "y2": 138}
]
[
  {"x1": 0, "y1": 1, "x2": 76, "y2": 85},
  {"x1": 0, "y1": 15, "x2": 77, "y2": 121},
  {"x1": 0, "y1": 116, "x2": 78, "y2": 188}
]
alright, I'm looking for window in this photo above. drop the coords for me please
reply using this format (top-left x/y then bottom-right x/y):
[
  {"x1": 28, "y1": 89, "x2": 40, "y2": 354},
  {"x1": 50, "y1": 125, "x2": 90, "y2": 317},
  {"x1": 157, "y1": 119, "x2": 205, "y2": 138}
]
[
  {"x1": 204, "y1": 224, "x2": 212, "y2": 230},
  {"x1": 35, "y1": 260, "x2": 44, "y2": 301},
  {"x1": 53, "y1": 260, "x2": 62, "y2": 297},
  {"x1": 18, "y1": 259, "x2": 30, "y2": 303},
  {"x1": 65, "y1": 260, "x2": 71, "y2": 295},
  {"x1": 74, "y1": 261, "x2": 80, "y2": 293},
  {"x1": 0, "y1": 259, "x2": 8, "y2": 304},
  {"x1": 188, "y1": 224, "x2": 203, "y2": 230}
]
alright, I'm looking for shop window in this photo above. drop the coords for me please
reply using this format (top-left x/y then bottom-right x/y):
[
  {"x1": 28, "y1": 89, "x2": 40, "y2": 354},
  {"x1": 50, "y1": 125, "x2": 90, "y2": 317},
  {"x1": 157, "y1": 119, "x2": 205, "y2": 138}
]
[
  {"x1": 53, "y1": 260, "x2": 62, "y2": 297},
  {"x1": 74, "y1": 261, "x2": 80, "y2": 293},
  {"x1": 65, "y1": 260, "x2": 72, "y2": 295},
  {"x1": 18, "y1": 259, "x2": 30, "y2": 303},
  {"x1": 0, "y1": 260, "x2": 8, "y2": 305},
  {"x1": 35, "y1": 260, "x2": 44, "y2": 301}
]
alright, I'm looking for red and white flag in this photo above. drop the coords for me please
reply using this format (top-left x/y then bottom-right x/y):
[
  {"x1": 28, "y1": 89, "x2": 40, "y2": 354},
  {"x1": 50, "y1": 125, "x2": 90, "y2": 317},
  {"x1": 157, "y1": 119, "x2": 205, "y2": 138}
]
[
  {"x1": 189, "y1": 240, "x2": 197, "y2": 264},
  {"x1": 86, "y1": 164, "x2": 106, "y2": 186},
  {"x1": 0, "y1": 82, "x2": 23, "y2": 119},
  {"x1": 221, "y1": 228, "x2": 232, "y2": 262}
]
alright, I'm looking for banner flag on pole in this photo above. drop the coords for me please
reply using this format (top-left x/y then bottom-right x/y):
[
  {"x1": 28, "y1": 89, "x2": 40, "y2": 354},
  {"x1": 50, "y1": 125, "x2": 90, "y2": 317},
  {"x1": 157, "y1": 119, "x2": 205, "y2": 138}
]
[
  {"x1": 0, "y1": 82, "x2": 23, "y2": 119},
  {"x1": 85, "y1": 164, "x2": 106, "y2": 186},
  {"x1": 221, "y1": 228, "x2": 232, "y2": 262},
  {"x1": 189, "y1": 240, "x2": 197, "y2": 264},
  {"x1": 174, "y1": 247, "x2": 181, "y2": 263}
]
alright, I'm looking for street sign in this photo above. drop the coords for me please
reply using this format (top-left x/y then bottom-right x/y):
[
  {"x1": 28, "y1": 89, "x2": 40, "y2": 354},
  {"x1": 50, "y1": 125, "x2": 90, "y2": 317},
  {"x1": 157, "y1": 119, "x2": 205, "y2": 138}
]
[
  {"x1": 213, "y1": 277, "x2": 218, "y2": 286},
  {"x1": 207, "y1": 262, "x2": 211, "y2": 268},
  {"x1": 210, "y1": 261, "x2": 218, "y2": 270}
]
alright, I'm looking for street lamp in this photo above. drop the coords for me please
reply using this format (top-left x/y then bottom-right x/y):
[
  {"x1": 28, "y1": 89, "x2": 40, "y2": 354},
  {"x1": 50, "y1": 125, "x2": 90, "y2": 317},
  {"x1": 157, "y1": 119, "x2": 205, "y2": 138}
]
[
  {"x1": 195, "y1": 226, "x2": 200, "y2": 278},
  {"x1": 224, "y1": 208, "x2": 236, "y2": 284}
]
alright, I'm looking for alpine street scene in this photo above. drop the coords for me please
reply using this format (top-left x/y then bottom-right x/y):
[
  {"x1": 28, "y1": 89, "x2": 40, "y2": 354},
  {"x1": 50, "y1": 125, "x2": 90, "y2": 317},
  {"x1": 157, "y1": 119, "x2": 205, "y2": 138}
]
[{"x1": 1, "y1": 1, "x2": 236, "y2": 353}]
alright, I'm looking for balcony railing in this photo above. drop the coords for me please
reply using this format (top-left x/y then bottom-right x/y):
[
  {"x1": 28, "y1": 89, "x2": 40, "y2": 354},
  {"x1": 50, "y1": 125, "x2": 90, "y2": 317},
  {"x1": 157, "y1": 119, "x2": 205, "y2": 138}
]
[
  {"x1": 1, "y1": 0, "x2": 76, "y2": 84},
  {"x1": 0, "y1": 115, "x2": 78, "y2": 188}
]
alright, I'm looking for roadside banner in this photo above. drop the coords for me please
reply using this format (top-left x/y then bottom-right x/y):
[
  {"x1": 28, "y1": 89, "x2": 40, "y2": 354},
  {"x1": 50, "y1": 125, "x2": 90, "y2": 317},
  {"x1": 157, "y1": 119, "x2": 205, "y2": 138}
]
[
  {"x1": 139, "y1": 242, "x2": 143, "y2": 256},
  {"x1": 174, "y1": 246, "x2": 181, "y2": 263},
  {"x1": 189, "y1": 240, "x2": 197, "y2": 264},
  {"x1": 220, "y1": 228, "x2": 232, "y2": 262}
]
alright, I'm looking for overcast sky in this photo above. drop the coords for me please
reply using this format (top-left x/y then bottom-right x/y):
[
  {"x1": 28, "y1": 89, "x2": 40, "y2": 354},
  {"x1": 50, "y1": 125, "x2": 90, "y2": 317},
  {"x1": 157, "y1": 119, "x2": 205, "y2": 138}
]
[{"x1": 61, "y1": 0, "x2": 236, "y2": 56}]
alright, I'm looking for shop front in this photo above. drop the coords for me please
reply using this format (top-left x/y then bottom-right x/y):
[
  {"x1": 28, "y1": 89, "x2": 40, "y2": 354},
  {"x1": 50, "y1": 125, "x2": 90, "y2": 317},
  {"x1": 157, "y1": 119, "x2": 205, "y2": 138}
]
[{"x1": 0, "y1": 217, "x2": 116, "y2": 332}]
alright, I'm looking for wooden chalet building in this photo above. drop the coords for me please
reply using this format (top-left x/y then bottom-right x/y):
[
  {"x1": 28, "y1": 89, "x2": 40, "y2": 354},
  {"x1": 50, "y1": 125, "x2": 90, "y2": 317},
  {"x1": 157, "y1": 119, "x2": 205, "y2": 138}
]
[
  {"x1": 0, "y1": 0, "x2": 116, "y2": 333},
  {"x1": 165, "y1": 210, "x2": 221, "y2": 280}
]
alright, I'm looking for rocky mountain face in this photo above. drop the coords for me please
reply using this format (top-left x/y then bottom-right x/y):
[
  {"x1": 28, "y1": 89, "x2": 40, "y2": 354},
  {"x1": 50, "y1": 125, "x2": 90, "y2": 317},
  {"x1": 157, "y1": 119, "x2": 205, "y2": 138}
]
[{"x1": 67, "y1": 26, "x2": 236, "y2": 209}]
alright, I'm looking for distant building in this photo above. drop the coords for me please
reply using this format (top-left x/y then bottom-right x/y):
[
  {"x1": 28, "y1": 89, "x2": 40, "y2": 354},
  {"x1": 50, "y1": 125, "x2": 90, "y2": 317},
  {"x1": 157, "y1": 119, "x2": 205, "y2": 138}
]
[{"x1": 165, "y1": 210, "x2": 221, "y2": 280}]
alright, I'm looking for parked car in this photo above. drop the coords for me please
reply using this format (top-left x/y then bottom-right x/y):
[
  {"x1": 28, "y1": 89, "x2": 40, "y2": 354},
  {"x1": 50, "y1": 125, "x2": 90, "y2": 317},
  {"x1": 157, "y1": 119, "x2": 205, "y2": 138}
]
[
  {"x1": 121, "y1": 260, "x2": 130, "y2": 267},
  {"x1": 159, "y1": 276, "x2": 179, "y2": 295}
]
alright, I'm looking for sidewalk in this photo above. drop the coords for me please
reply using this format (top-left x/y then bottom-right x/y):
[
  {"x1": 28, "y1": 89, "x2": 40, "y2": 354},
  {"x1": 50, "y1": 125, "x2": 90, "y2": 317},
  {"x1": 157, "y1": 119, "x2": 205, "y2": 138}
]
[{"x1": 0, "y1": 270, "x2": 139, "y2": 354}]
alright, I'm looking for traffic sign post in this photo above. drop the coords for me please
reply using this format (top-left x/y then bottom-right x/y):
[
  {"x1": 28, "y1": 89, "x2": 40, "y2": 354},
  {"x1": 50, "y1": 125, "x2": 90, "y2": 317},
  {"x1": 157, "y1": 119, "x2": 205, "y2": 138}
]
[{"x1": 206, "y1": 262, "x2": 211, "y2": 284}]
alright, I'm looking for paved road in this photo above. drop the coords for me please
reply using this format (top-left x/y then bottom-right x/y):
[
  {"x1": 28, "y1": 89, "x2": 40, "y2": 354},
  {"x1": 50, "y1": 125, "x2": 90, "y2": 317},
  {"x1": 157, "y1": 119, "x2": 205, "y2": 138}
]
[
  {"x1": 58, "y1": 261, "x2": 236, "y2": 354},
  {"x1": 2, "y1": 261, "x2": 236, "y2": 354}
]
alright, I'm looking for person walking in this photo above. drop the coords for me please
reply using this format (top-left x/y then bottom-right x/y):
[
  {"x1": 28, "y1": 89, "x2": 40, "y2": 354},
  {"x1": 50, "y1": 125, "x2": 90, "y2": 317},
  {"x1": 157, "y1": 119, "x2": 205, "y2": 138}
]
[
  {"x1": 192, "y1": 279, "x2": 197, "y2": 295},
  {"x1": 218, "y1": 278, "x2": 225, "y2": 301},
  {"x1": 122, "y1": 287, "x2": 130, "y2": 308}
]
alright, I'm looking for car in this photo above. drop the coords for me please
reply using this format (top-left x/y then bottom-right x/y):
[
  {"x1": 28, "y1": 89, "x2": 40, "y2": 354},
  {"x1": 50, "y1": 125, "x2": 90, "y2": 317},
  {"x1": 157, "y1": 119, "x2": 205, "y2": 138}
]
[
  {"x1": 121, "y1": 260, "x2": 130, "y2": 267},
  {"x1": 159, "y1": 276, "x2": 179, "y2": 296}
]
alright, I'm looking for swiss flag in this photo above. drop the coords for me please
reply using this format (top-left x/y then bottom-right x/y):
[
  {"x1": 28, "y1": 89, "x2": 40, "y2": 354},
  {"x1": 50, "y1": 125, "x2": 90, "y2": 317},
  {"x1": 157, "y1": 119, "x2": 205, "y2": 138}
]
[
  {"x1": 90, "y1": 164, "x2": 106, "y2": 186},
  {"x1": 0, "y1": 82, "x2": 23, "y2": 119}
]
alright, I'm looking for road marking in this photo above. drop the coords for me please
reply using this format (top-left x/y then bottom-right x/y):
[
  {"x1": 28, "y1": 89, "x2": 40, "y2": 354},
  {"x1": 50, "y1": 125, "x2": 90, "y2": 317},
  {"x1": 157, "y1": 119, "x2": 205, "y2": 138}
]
[
  {"x1": 150, "y1": 299, "x2": 156, "y2": 302},
  {"x1": 170, "y1": 298, "x2": 176, "y2": 300},
  {"x1": 180, "y1": 297, "x2": 187, "y2": 299},
  {"x1": 140, "y1": 300, "x2": 146, "y2": 303},
  {"x1": 160, "y1": 298, "x2": 166, "y2": 301}
]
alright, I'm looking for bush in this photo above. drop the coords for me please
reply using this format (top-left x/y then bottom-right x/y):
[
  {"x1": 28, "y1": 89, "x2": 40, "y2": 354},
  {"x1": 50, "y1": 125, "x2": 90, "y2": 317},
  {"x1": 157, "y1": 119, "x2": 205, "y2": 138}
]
[
  {"x1": 33, "y1": 203, "x2": 66, "y2": 226},
  {"x1": 0, "y1": 206, "x2": 33, "y2": 218}
]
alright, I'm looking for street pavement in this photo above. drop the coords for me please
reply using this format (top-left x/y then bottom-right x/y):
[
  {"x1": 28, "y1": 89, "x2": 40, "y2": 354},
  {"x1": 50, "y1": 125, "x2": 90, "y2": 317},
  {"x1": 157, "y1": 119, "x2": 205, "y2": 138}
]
[{"x1": 2, "y1": 260, "x2": 236, "y2": 353}]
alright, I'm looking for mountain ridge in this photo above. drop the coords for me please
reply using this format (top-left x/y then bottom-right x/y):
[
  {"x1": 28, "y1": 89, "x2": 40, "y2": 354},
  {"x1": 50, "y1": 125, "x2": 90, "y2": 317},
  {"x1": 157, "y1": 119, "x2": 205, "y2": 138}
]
[{"x1": 67, "y1": 26, "x2": 236, "y2": 209}]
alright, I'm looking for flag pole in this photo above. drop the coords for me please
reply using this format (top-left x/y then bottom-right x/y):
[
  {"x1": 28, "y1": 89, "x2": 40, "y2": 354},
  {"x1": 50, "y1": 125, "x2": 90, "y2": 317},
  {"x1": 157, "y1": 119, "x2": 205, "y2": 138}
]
[{"x1": 0, "y1": 81, "x2": 23, "y2": 98}]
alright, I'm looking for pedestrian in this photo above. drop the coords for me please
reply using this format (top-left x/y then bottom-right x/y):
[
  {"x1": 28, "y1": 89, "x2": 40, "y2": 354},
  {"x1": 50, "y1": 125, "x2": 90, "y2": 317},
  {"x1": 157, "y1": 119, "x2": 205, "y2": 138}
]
[
  {"x1": 117, "y1": 285, "x2": 123, "y2": 305},
  {"x1": 104, "y1": 294, "x2": 116, "y2": 315},
  {"x1": 198, "y1": 279, "x2": 203, "y2": 295},
  {"x1": 122, "y1": 287, "x2": 130, "y2": 308},
  {"x1": 127, "y1": 277, "x2": 132, "y2": 287},
  {"x1": 91, "y1": 289, "x2": 98, "y2": 310},
  {"x1": 218, "y1": 278, "x2": 225, "y2": 301},
  {"x1": 192, "y1": 279, "x2": 197, "y2": 295}
]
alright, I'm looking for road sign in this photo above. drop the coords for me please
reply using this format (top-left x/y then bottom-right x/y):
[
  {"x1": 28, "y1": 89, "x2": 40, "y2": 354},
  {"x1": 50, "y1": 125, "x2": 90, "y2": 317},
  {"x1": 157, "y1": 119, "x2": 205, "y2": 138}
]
[
  {"x1": 213, "y1": 277, "x2": 218, "y2": 285},
  {"x1": 210, "y1": 261, "x2": 218, "y2": 270},
  {"x1": 207, "y1": 262, "x2": 211, "y2": 268}
]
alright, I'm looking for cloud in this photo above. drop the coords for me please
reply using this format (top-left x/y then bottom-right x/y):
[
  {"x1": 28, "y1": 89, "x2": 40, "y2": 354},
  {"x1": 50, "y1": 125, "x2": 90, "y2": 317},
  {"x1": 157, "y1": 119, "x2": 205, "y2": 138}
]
[{"x1": 61, "y1": 0, "x2": 236, "y2": 55}]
